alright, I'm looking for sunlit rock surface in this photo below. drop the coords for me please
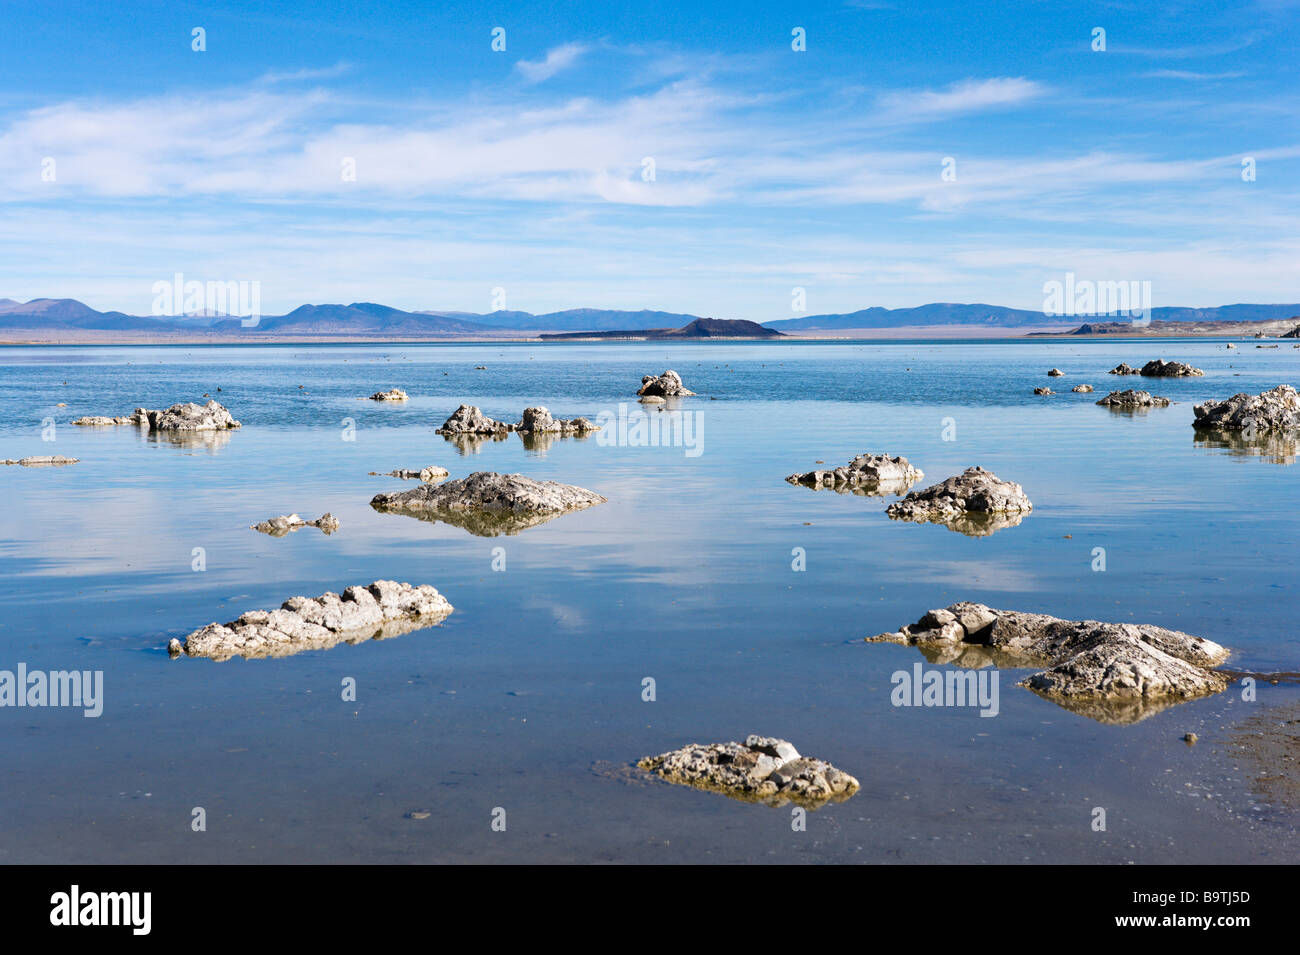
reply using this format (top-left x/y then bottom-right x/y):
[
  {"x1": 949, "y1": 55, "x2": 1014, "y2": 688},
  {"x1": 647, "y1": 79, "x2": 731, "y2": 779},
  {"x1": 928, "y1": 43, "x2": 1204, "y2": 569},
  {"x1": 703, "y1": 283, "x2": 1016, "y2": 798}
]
[
  {"x1": 867, "y1": 603, "x2": 1230, "y2": 724},
  {"x1": 885, "y1": 466, "x2": 1031, "y2": 536},
  {"x1": 170, "y1": 580, "x2": 452, "y2": 661},
  {"x1": 786, "y1": 452, "x2": 922, "y2": 496},
  {"x1": 637, "y1": 735, "x2": 859, "y2": 807},
  {"x1": 371, "y1": 470, "x2": 606, "y2": 536}
]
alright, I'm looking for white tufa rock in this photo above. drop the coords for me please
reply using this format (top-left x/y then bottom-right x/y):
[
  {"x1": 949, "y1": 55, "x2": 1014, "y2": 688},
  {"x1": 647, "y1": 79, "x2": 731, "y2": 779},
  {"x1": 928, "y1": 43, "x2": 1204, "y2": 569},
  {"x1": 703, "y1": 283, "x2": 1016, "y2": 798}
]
[
  {"x1": 172, "y1": 580, "x2": 453, "y2": 661},
  {"x1": 638, "y1": 736, "x2": 859, "y2": 807}
]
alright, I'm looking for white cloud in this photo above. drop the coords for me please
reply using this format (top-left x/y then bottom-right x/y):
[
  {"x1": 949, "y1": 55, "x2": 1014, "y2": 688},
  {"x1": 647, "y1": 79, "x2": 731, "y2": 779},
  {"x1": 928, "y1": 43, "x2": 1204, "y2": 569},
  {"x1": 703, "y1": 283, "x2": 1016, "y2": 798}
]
[
  {"x1": 877, "y1": 77, "x2": 1046, "y2": 119},
  {"x1": 1, "y1": 56, "x2": 1298, "y2": 315},
  {"x1": 1112, "y1": 33, "x2": 1260, "y2": 58},
  {"x1": 515, "y1": 43, "x2": 588, "y2": 83},
  {"x1": 258, "y1": 62, "x2": 353, "y2": 84},
  {"x1": 1142, "y1": 69, "x2": 1245, "y2": 80}
]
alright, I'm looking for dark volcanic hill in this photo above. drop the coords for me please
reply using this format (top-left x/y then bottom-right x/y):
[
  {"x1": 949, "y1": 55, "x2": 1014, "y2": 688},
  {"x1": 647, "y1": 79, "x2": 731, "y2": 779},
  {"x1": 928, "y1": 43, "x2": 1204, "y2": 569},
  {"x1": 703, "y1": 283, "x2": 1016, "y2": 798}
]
[
  {"x1": 418, "y1": 307, "x2": 704, "y2": 332},
  {"x1": 539, "y1": 318, "x2": 783, "y2": 341}
]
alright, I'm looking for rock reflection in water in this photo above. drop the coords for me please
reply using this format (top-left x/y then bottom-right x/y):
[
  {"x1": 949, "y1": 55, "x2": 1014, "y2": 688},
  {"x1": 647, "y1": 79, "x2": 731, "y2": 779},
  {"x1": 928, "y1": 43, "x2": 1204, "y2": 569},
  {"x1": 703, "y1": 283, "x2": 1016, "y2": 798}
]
[{"x1": 1193, "y1": 428, "x2": 1299, "y2": 464}]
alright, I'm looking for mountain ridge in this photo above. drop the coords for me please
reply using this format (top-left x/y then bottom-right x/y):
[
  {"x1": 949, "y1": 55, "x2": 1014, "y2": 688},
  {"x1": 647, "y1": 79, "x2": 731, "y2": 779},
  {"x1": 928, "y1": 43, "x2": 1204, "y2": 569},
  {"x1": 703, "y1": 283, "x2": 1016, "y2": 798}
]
[{"x1": 4, "y1": 297, "x2": 1300, "y2": 337}]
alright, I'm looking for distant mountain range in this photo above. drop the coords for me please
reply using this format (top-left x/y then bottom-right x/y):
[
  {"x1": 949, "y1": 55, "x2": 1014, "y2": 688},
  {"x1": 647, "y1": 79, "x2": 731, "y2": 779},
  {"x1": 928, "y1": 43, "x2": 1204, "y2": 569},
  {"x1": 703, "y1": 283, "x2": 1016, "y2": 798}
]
[
  {"x1": 764, "y1": 302, "x2": 1300, "y2": 331},
  {"x1": 3, "y1": 297, "x2": 1299, "y2": 339},
  {"x1": 0, "y1": 298, "x2": 705, "y2": 336}
]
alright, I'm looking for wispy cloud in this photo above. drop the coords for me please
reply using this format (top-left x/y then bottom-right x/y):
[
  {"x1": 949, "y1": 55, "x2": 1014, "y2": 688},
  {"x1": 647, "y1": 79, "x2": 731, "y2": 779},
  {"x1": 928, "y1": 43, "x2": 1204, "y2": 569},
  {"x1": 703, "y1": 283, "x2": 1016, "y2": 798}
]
[
  {"x1": 258, "y1": 62, "x2": 353, "y2": 84},
  {"x1": 515, "y1": 43, "x2": 588, "y2": 83},
  {"x1": 876, "y1": 77, "x2": 1046, "y2": 120},
  {"x1": 1112, "y1": 33, "x2": 1260, "y2": 58},
  {"x1": 1, "y1": 28, "x2": 1298, "y2": 316},
  {"x1": 1141, "y1": 69, "x2": 1245, "y2": 80}
]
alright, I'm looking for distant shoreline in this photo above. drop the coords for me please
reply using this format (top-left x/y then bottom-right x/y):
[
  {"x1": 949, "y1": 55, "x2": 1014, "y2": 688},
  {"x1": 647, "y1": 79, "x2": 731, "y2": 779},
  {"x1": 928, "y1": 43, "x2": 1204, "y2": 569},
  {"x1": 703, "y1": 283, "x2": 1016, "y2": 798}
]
[
  {"x1": 5, "y1": 328, "x2": 1294, "y2": 348},
  {"x1": 6, "y1": 321, "x2": 1299, "y2": 346}
]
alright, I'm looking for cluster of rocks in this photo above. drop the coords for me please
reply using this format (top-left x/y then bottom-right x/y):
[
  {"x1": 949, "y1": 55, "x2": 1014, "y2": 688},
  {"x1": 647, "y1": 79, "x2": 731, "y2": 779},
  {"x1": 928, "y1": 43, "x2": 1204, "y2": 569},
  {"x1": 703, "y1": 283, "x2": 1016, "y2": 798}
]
[
  {"x1": 867, "y1": 603, "x2": 1230, "y2": 723},
  {"x1": 73, "y1": 400, "x2": 241, "y2": 432},
  {"x1": 637, "y1": 370, "x2": 695, "y2": 398},
  {"x1": 368, "y1": 389, "x2": 409, "y2": 401},
  {"x1": 1105, "y1": 360, "x2": 1202, "y2": 378},
  {"x1": 518, "y1": 406, "x2": 599, "y2": 434},
  {"x1": 169, "y1": 580, "x2": 453, "y2": 661},
  {"x1": 374, "y1": 465, "x2": 450, "y2": 482},
  {"x1": 786, "y1": 453, "x2": 923, "y2": 495},
  {"x1": 1192, "y1": 384, "x2": 1300, "y2": 434},
  {"x1": 1096, "y1": 389, "x2": 1170, "y2": 409},
  {"x1": 436, "y1": 404, "x2": 516, "y2": 436},
  {"x1": 1140, "y1": 359, "x2": 1203, "y2": 377},
  {"x1": 1071, "y1": 384, "x2": 1094, "y2": 393},
  {"x1": 371, "y1": 471, "x2": 606, "y2": 536},
  {"x1": 436, "y1": 404, "x2": 599, "y2": 437},
  {"x1": 637, "y1": 735, "x2": 859, "y2": 807},
  {"x1": 886, "y1": 467, "x2": 1032, "y2": 536},
  {"x1": 2, "y1": 455, "x2": 78, "y2": 467},
  {"x1": 251, "y1": 513, "x2": 340, "y2": 536}
]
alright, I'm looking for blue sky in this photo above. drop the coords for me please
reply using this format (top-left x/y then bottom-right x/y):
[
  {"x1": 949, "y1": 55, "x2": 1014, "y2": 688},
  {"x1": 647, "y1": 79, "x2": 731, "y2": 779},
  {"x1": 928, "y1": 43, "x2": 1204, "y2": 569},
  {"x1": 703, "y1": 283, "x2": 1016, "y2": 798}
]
[{"x1": 0, "y1": 0, "x2": 1297, "y2": 317}]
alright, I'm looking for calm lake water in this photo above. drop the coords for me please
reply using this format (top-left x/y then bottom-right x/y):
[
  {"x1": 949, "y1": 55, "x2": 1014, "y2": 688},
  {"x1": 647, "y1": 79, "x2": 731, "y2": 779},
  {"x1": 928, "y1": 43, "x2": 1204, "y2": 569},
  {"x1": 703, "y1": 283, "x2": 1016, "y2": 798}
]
[{"x1": 1, "y1": 338, "x2": 1297, "y2": 863}]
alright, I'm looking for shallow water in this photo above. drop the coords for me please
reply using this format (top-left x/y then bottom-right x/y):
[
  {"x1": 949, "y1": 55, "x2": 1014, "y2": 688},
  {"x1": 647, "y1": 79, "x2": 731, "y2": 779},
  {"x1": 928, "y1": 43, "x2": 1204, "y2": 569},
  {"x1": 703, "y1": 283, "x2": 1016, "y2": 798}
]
[{"x1": 1, "y1": 338, "x2": 1297, "y2": 863}]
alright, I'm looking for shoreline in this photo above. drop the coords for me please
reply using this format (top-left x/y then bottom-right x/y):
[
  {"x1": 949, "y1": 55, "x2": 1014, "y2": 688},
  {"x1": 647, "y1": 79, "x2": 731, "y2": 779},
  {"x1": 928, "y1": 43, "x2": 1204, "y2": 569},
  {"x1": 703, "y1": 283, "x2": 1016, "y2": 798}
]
[{"x1": 6, "y1": 318, "x2": 1300, "y2": 346}]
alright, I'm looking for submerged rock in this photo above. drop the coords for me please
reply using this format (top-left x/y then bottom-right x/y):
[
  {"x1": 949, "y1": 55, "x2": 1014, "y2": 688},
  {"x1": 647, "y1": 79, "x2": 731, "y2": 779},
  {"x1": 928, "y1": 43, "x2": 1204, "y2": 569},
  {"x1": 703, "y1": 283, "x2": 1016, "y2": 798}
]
[
  {"x1": 1071, "y1": 384, "x2": 1094, "y2": 393},
  {"x1": 251, "y1": 513, "x2": 340, "y2": 536},
  {"x1": 886, "y1": 467, "x2": 1031, "y2": 536},
  {"x1": 371, "y1": 470, "x2": 605, "y2": 536},
  {"x1": 637, "y1": 369, "x2": 695, "y2": 397},
  {"x1": 436, "y1": 404, "x2": 515, "y2": 435},
  {"x1": 73, "y1": 400, "x2": 241, "y2": 432},
  {"x1": 867, "y1": 603, "x2": 1230, "y2": 723},
  {"x1": 517, "y1": 406, "x2": 600, "y2": 434},
  {"x1": 1108, "y1": 362, "x2": 1141, "y2": 375},
  {"x1": 368, "y1": 388, "x2": 409, "y2": 401},
  {"x1": 2, "y1": 455, "x2": 78, "y2": 466},
  {"x1": 171, "y1": 580, "x2": 452, "y2": 661},
  {"x1": 786, "y1": 452, "x2": 922, "y2": 495},
  {"x1": 1192, "y1": 384, "x2": 1300, "y2": 434},
  {"x1": 637, "y1": 735, "x2": 859, "y2": 807},
  {"x1": 377, "y1": 465, "x2": 450, "y2": 482},
  {"x1": 1097, "y1": 389, "x2": 1171, "y2": 409},
  {"x1": 1140, "y1": 359, "x2": 1204, "y2": 377}
]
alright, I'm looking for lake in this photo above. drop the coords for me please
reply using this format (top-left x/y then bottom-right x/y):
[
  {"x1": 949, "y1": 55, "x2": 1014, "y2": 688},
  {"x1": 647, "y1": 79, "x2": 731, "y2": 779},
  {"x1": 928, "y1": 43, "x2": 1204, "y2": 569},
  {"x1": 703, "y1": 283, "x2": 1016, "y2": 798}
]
[{"x1": 1, "y1": 338, "x2": 1297, "y2": 863}]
